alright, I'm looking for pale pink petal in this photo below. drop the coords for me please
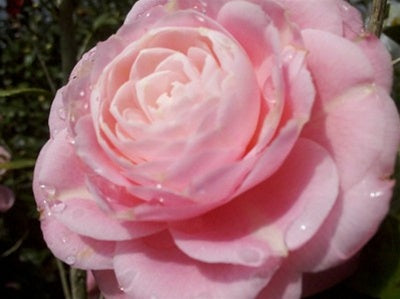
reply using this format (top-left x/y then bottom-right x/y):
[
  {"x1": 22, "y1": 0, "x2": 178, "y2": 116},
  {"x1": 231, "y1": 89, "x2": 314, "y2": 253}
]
[
  {"x1": 113, "y1": 231, "x2": 274, "y2": 298},
  {"x1": 302, "y1": 85, "x2": 391, "y2": 191},
  {"x1": 171, "y1": 138, "x2": 338, "y2": 268},
  {"x1": 0, "y1": 186, "x2": 15, "y2": 213},
  {"x1": 237, "y1": 120, "x2": 301, "y2": 194},
  {"x1": 40, "y1": 216, "x2": 115, "y2": 269},
  {"x1": 281, "y1": 0, "x2": 343, "y2": 35},
  {"x1": 357, "y1": 34, "x2": 393, "y2": 91},
  {"x1": 257, "y1": 263, "x2": 302, "y2": 299},
  {"x1": 48, "y1": 87, "x2": 68, "y2": 139},
  {"x1": 33, "y1": 128, "x2": 164, "y2": 241},
  {"x1": 74, "y1": 116, "x2": 130, "y2": 186},
  {"x1": 217, "y1": 0, "x2": 272, "y2": 66},
  {"x1": 302, "y1": 29, "x2": 374, "y2": 105},
  {"x1": 124, "y1": 0, "x2": 168, "y2": 24},
  {"x1": 292, "y1": 173, "x2": 393, "y2": 272},
  {"x1": 52, "y1": 198, "x2": 165, "y2": 241},
  {"x1": 93, "y1": 270, "x2": 129, "y2": 299},
  {"x1": 337, "y1": 0, "x2": 364, "y2": 38},
  {"x1": 33, "y1": 129, "x2": 86, "y2": 208}
]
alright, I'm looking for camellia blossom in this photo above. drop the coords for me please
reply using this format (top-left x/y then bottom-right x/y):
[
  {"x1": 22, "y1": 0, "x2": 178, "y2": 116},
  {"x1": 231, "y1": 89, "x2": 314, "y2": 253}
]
[{"x1": 33, "y1": 0, "x2": 400, "y2": 298}]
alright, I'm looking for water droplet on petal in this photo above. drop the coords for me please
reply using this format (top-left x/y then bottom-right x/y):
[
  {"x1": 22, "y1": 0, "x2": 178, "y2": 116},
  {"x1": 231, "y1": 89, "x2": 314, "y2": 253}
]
[
  {"x1": 370, "y1": 190, "x2": 383, "y2": 198},
  {"x1": 67, "y1": 135, "x2": 76, "y2": 145},
  {"x1": 61, "y1": 236, "x2": 68, "y2": 244},
  {"x1": 341, "y1": 3, "x2": 350, "y2": 12},
  {"x1": 238, "y1": 247, "x2": 262, "y2": 265},
  {"x1": 156, "y1": 183, "x2": 163, "y2": 190},
  {"x1": 119, "y1": 286, "x2": 125, "y2": 292},
  {"x1": 57, "y1": 107, "x2": 66, "y2": 120},
  {"x1": 83, "y1": 103, "x2": 89, "y2": 110},
  {"x1": 79, "y1": 91, "x2": 85, "y2": 97},
  {"x1": 300, "y1": 224, "x2": 307, "y2": 231},
  {"x1": 196, "y1": 15, "x2": 205, "y2": 22},
  {"x1": 49, "y1": 200, "x2": 66, "y2": 213},
  {"x1": 118, "y1": 269, "x2": 138, "y2": 292},
  {"x1": 65, "y1": 255, "x2": 76, "y2": 265},
  {"x1": 39, "y1": 184, "x2": 56, "y2": 198},
  {"x1": 149, "y1": 197, "x2": 165, "y2": 206}
]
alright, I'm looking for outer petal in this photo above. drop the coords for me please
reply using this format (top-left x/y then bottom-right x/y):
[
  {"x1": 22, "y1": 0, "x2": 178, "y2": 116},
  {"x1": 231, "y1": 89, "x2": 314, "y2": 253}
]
[
  {"x1": 33, "y1": 129, "x2": 165, "y2": 241},
  {"x1": 302, "y1": 85, "x2": 394, "y2": 191},
  {"x1": 257, "y1": 263, "x2": 302, "y2": 299},
  {"x1": 48, "y1": 87, "x2": 68, "y2": 139},
  {"x1": 281, "y1": 0, "x2": 343, "y2": 35},
  {"x1": 124, "y1": 0, "x2": 168, "y2": 24},
  {"x1": 93, "y1": 270, "x2": 129, "y2": 299},
  {"x1": 40, "y1": 216, "x2": 115, "y2": 270},
  {"x1": 170, "y1": 138, "x2": 338, "y2": 268},
  {"x1": 113, "y1": 231, "x2": 274, "y2": 299},
  {"x1": 302, "y1": 29, "x2": 374, "y2": 105},
  {"x1": 292, "y1": 172, "x2": 394, "y2": 272},
  {"x1": 357, "y1": 34, "x2": 393, "y2": 91}
]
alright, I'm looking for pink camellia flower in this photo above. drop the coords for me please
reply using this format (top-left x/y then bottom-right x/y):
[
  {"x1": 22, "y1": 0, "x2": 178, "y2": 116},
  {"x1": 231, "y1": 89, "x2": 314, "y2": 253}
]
[{"x1": 33, "y1": 0, "x2": 400, "y2": 298}]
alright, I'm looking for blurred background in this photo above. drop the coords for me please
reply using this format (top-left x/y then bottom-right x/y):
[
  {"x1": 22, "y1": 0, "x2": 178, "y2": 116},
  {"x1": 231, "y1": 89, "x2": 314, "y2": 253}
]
[{"x1": 0, "y1": 0, "x2": 399, "y2": 298}]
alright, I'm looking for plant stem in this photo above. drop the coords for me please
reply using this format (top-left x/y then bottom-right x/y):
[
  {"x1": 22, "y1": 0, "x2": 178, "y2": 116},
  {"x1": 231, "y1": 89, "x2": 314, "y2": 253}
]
[
  {"x1": 0, "y1": 159, "x2": 36, "y2": 170},
  {"x1": 70, "y1": 268, "x2": 87, "y2": 299},
  {"x1": 367, "y1": 0, "x2": 388, "y2": 37},
  {"x1": 56, "y1": 259, "x2": 72, "y2": 299}
]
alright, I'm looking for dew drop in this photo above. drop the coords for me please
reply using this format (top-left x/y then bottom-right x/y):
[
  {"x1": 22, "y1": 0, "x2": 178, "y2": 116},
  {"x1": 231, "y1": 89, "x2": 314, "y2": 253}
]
[
  {"x1": 196, "y1": 15, "x2": 205, "y2": 22},
  {"x1": 51, "y1": 128, "x2": 59, "y2": 138},
  {"x1": 61, "y1": 236, "x2": 68, "y2": 244},
  {"x1": 67, "y1": 135, "x2": 76, "y2": 145},
  {"x1": 150, "y1": 197, "x2": 165, "y2": 206},
  {"x1": 238, "y1": 247, "x2": 262, "y2": 265},
  {"x1": 145, "y1": 12, "x2": 151, "y2": 17},
  {"x1": 341, "y1": 3, "x2": 350, "y2": 12},
  {"x1": 49, "y1": 200, "x2": 66, "y2": 213},
  {"x1": 156, "y1": 183, "x2": 163, "y2": 190},
  {"x1": 119, "y1": 286, "x2": 125, "y2": 292},
  {"x1": 300, "y1": 224, "x2": 307, "y2": 231},
  {"x1": 57, "y1": 107, "x2": 66, "y2": 120},
  {"x1": 39, "y1": 184, "x2": 56, "y2": 198},
  {"x1": 65, "y1": 255, "x2": 76, "y2": 265},
  {"x1": 370, "y1": 190, "x2": 383, "y2": 198},
  {"x1": 83, "y1": 103, "x2": 89, "y2": 110},
  {"x1": 79, "y1": 90, "x2": 85, "y2": 97}
]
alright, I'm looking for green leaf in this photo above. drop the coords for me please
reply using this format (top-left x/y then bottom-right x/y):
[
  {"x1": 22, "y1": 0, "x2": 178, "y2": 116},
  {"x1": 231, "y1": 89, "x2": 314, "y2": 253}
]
[{"x1": 0, "y1": 87, "x2": 52, "y2": 98}]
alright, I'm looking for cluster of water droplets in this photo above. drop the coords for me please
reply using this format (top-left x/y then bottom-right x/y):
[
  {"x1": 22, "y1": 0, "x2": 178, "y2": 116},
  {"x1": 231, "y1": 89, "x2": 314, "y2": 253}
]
[
  {"x1": 39, "y1": 184, "x2": 65, "y2": 217},
  {"x1": 148, "y1": 183, "x2": 166, "y2": 206},
  {"x1": 38, "y1": 183, "x2": 80, "y2": 265},
  {"x1": 192, "y1": 0, "x2": 208, "y2": 14}
]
